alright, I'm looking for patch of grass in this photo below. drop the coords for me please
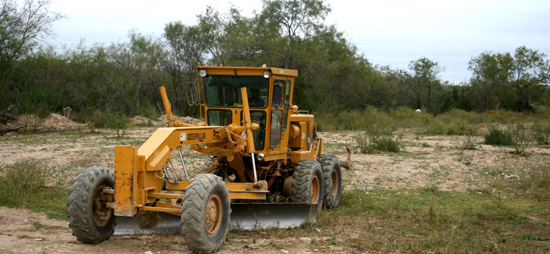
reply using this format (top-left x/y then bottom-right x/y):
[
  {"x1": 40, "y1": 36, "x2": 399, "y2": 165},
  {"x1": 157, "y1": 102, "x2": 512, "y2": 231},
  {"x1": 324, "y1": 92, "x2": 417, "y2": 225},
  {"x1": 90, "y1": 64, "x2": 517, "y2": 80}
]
[
  {"x1": 0, "y1": 160, "x2": 67, "y2": 220},
  {"x1": 232, "y1": 183, "x2": 550, "y2": 253},
  {"x1": 492, "y1": 167, "x2": 550, "y2": 202},
  {"x1": 31, "y1": 220, "x2": 43, "y2": 231}
]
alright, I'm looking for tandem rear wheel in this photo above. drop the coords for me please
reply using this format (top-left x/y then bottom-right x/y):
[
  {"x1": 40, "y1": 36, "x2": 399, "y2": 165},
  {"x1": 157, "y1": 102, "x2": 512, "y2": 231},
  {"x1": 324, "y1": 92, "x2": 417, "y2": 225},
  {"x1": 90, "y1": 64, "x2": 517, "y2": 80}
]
[
  {"x1": 291, "y1": 160, "x2": 324, "y2": 216},
  {"x1": 318, "y1": 154, "x2": 342, "y2": 209}
]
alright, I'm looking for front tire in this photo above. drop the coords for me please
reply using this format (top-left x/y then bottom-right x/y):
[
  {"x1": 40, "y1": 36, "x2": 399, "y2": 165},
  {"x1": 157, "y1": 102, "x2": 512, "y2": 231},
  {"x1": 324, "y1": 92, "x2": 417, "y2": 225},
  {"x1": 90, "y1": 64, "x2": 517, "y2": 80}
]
[
  {"x1": 291, "y1": 160, "x2": 324, "y2": 215},
  {"x1": 67, "y1": 167, "x2": 116, "y2": 244},
  {"x1": 180, "y1": 174, "x2": 231, "y2": 253}
]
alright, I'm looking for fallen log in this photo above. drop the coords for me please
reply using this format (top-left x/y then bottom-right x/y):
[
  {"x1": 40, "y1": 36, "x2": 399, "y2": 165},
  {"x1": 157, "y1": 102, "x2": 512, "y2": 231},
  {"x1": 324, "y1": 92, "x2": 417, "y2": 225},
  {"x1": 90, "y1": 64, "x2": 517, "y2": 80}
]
[{"x1": 0, "y1": 126, "x2": 22, "y2": 135}]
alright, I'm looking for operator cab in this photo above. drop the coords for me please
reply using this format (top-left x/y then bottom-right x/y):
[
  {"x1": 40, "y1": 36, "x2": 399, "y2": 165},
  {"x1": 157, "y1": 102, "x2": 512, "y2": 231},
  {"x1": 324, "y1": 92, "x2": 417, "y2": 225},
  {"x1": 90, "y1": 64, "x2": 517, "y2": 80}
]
[{"x1": 194, "y1": 66, "x2": 296, "y2": 155}]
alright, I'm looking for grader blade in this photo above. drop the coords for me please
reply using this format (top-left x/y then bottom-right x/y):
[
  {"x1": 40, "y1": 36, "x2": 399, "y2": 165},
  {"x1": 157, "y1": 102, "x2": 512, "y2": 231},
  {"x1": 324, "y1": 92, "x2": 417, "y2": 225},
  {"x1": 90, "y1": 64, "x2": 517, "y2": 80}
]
[
  {"x1": 114, "y1": 213, "x2": 181, "y2": 235},
  {"x1": 230, "y1": 203, "x2": 316, "y2": 230},
  {"x1": 113, "y1": 203, "x2": 316, "y2": 235}
]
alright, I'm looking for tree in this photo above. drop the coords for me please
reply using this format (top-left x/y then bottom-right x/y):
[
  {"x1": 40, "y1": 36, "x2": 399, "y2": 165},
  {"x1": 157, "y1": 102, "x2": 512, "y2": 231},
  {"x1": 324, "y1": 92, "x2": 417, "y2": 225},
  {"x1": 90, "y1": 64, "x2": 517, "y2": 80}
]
[
  {"x1": 260, "y1": 0, "x2": 330, "y2": 68},
  {"x1": 407, "y1": 57, "x2": 443, "y2": 114},
  {"x1": 0, "y1": 0, "x2": 61, "y2": 109},
  {"x1": 468, "y1": 46, "x2": 550, "y2": 111},
  {"x1": 468, "y1": 52, "x2": 513, "y2": 112},
  {"x1": 163, "y1": 21, "x2": 209, "y2": 114},
  {"x1": 0, "y1": 0, "x2": 61, "y2": 68},
  {"x1": 509, "y1": 46, "x2": 550, "y2": 111}
]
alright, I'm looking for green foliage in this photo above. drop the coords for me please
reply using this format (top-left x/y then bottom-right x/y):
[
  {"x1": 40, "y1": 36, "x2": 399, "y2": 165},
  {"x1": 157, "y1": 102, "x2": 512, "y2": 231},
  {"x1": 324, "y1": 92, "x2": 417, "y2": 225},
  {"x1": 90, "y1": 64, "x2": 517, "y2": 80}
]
[
  {"x1": 468, "y1": 46, "x2": 550, "y2": 112},
  {"x1": 484, "y1": 127, "x2": 514, "y2": 146}
]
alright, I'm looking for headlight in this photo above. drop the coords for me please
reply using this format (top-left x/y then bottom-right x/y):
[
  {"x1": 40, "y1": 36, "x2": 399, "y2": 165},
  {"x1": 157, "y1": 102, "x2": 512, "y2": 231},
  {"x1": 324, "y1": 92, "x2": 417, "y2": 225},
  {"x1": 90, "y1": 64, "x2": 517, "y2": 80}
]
[
  {"x1": 257, "y1": 153, "x2": 265, "y2": 161},
  {"x1": 263, "y1": 71, "x2": 270, "y2": 79},
  {"x1": 199, "y1": 69, "x2": 207, "y2": 77}
]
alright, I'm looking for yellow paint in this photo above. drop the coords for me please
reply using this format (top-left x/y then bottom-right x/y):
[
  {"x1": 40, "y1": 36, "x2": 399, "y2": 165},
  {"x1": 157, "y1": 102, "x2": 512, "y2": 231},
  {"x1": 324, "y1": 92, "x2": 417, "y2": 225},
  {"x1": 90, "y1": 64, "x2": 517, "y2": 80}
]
[{"x1": 114, "y1": 146, "x2": 138, "y2": 217}]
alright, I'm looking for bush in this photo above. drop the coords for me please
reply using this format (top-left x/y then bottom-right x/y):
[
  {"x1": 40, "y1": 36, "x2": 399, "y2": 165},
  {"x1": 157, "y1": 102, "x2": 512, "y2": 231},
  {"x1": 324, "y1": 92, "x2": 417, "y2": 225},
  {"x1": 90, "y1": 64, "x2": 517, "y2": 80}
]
[
  {"x1": 372, "y1": 136, "x2": 401, "y2": 152},
  {"x1": 93, "y1": 111, "x2": 132, "y2": 138},
  {"x1": 457, "y1": 136, "x2": 479, "y2": 150},
  {"x1": 0, "y1": 160, "x2": 48, "y2": 206},
  {"x1": 484, "y1": 127, "x2": 513, "y2": 146},
  {"x1": 532, "y1": 123, "x2": 550, "y2": 145},
  {"x1": 355, "y1": 125, "x2": 401, "y2": 154}
]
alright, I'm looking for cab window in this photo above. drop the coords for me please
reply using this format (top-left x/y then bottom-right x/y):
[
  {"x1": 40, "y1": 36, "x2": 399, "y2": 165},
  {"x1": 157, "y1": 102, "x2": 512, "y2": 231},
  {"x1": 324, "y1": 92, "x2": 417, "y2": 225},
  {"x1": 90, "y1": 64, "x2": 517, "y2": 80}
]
[
  {"x1": 204, "y1": 75, "x2": 268, "y2": 108},
  {"x1": 207, "y1": 109, "x2": 232, "y2": 126}
]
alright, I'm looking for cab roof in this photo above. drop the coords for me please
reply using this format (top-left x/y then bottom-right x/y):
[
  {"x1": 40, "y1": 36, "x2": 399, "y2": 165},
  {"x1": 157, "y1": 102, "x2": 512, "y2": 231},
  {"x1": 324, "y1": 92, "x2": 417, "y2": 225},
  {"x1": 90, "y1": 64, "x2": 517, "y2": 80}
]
[{"x1": 197, "y1": 66, "x2": 298, "y2": 77}]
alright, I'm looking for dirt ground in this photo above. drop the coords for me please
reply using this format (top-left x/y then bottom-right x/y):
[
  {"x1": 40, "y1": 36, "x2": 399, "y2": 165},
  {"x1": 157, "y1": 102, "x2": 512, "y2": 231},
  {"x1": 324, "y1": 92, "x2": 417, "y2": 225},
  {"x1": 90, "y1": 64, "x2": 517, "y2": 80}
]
[{"x1": 1, "y1": 120, "x2": 549, "y2": 253}]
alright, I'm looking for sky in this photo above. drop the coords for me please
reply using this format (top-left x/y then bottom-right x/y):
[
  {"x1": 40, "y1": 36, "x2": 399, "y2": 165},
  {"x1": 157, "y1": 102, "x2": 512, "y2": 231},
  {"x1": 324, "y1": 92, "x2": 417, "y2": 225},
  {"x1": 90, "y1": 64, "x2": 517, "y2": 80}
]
[{"x1": 44, "y1": 0, "x2": 550, "y2": 83}]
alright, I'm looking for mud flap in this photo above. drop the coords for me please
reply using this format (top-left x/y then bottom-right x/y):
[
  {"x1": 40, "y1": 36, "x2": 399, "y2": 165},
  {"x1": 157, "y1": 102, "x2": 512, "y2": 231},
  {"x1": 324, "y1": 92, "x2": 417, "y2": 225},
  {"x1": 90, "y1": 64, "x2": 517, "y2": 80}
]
[{"x1": 114, "y1": 203, "x2": 316, "y2": 234}]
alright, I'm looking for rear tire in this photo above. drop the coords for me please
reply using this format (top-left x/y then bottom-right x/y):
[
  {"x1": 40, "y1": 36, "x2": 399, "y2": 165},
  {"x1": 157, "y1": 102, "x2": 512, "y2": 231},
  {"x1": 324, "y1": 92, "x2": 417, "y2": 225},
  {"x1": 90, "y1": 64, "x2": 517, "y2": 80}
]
[
  {"x1": 67, "y1": 167, "x2": 116, "y2": 244},
  {"x1": 291, "y1": 160, "x2": 324, "y2": 215},
  {"x1": 180, "y1": 174, "x2": 231, "y2": 253},
  {"x1": 318, "y1": 155, "x2": 342, "y2": 209}
]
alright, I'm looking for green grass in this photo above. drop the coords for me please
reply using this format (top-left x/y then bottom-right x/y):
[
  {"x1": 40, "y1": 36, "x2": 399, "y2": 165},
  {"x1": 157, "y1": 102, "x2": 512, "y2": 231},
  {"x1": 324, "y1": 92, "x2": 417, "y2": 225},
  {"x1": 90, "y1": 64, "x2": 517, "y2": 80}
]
[{"x1": 0, "y1": 160, "x2": 67, "y2": 220}]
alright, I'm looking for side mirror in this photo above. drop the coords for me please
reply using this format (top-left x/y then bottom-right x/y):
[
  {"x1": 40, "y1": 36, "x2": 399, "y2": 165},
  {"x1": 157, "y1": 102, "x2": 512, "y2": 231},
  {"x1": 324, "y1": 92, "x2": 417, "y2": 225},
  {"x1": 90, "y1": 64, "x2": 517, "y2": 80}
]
[{"x1": 186, "y1": 82, "x2": 199, "y2": 105}]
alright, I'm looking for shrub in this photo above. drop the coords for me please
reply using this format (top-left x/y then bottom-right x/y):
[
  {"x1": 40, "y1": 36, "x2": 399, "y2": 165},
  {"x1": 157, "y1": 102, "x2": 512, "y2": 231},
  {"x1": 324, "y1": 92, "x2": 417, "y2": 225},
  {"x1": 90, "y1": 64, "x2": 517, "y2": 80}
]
[
  {"x1": 484, "y1": 127, "x2": 513, "y2": 146},
  {"x1": 355, "y1": 125, "x2": 401, "y2": 154},
  {"x1": 532, "y1": 123, "x2": 550, "y2": 145},
  {"x1": 510, "y1": 124, "x2": 530, "y2": 154},
  {"x1": 372, "y1": 136, "x2": 401, "y2": 153},
  {"x1": 457, "y1": 136, "x2": 479, "y2": 150}
]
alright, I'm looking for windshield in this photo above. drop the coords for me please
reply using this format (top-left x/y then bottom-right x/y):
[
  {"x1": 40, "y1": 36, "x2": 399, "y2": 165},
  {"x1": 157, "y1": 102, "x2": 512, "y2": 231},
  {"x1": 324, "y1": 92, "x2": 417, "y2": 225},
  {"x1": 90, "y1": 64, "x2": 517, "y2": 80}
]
[{"x1": 203, "y1": 75, "x2": 269, "y2": 108}]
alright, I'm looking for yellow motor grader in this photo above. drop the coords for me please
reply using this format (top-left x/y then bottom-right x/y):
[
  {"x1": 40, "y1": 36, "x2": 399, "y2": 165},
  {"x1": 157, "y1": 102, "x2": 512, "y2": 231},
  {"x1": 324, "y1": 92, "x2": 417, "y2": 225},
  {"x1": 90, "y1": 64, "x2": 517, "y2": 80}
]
[{"x1": 67, "y1": 66, "x2": 342, "y2": 253}]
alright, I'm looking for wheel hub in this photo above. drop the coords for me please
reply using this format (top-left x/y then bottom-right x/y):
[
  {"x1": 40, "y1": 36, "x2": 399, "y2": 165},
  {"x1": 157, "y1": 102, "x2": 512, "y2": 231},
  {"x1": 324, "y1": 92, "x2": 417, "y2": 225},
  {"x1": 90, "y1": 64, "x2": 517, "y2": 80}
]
[
  {"x1": 92, "y1": 185, "x2": 113, "y2": 227},
  {"x1": 331, "y1": 168, "x2": 339, "y2": 198},
  {"x1": 205, "y1": 194, "x2": 222, "y2": 236},
  {"x1": 311, "y1": 175, "x2": 320, "y2": 204}
]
